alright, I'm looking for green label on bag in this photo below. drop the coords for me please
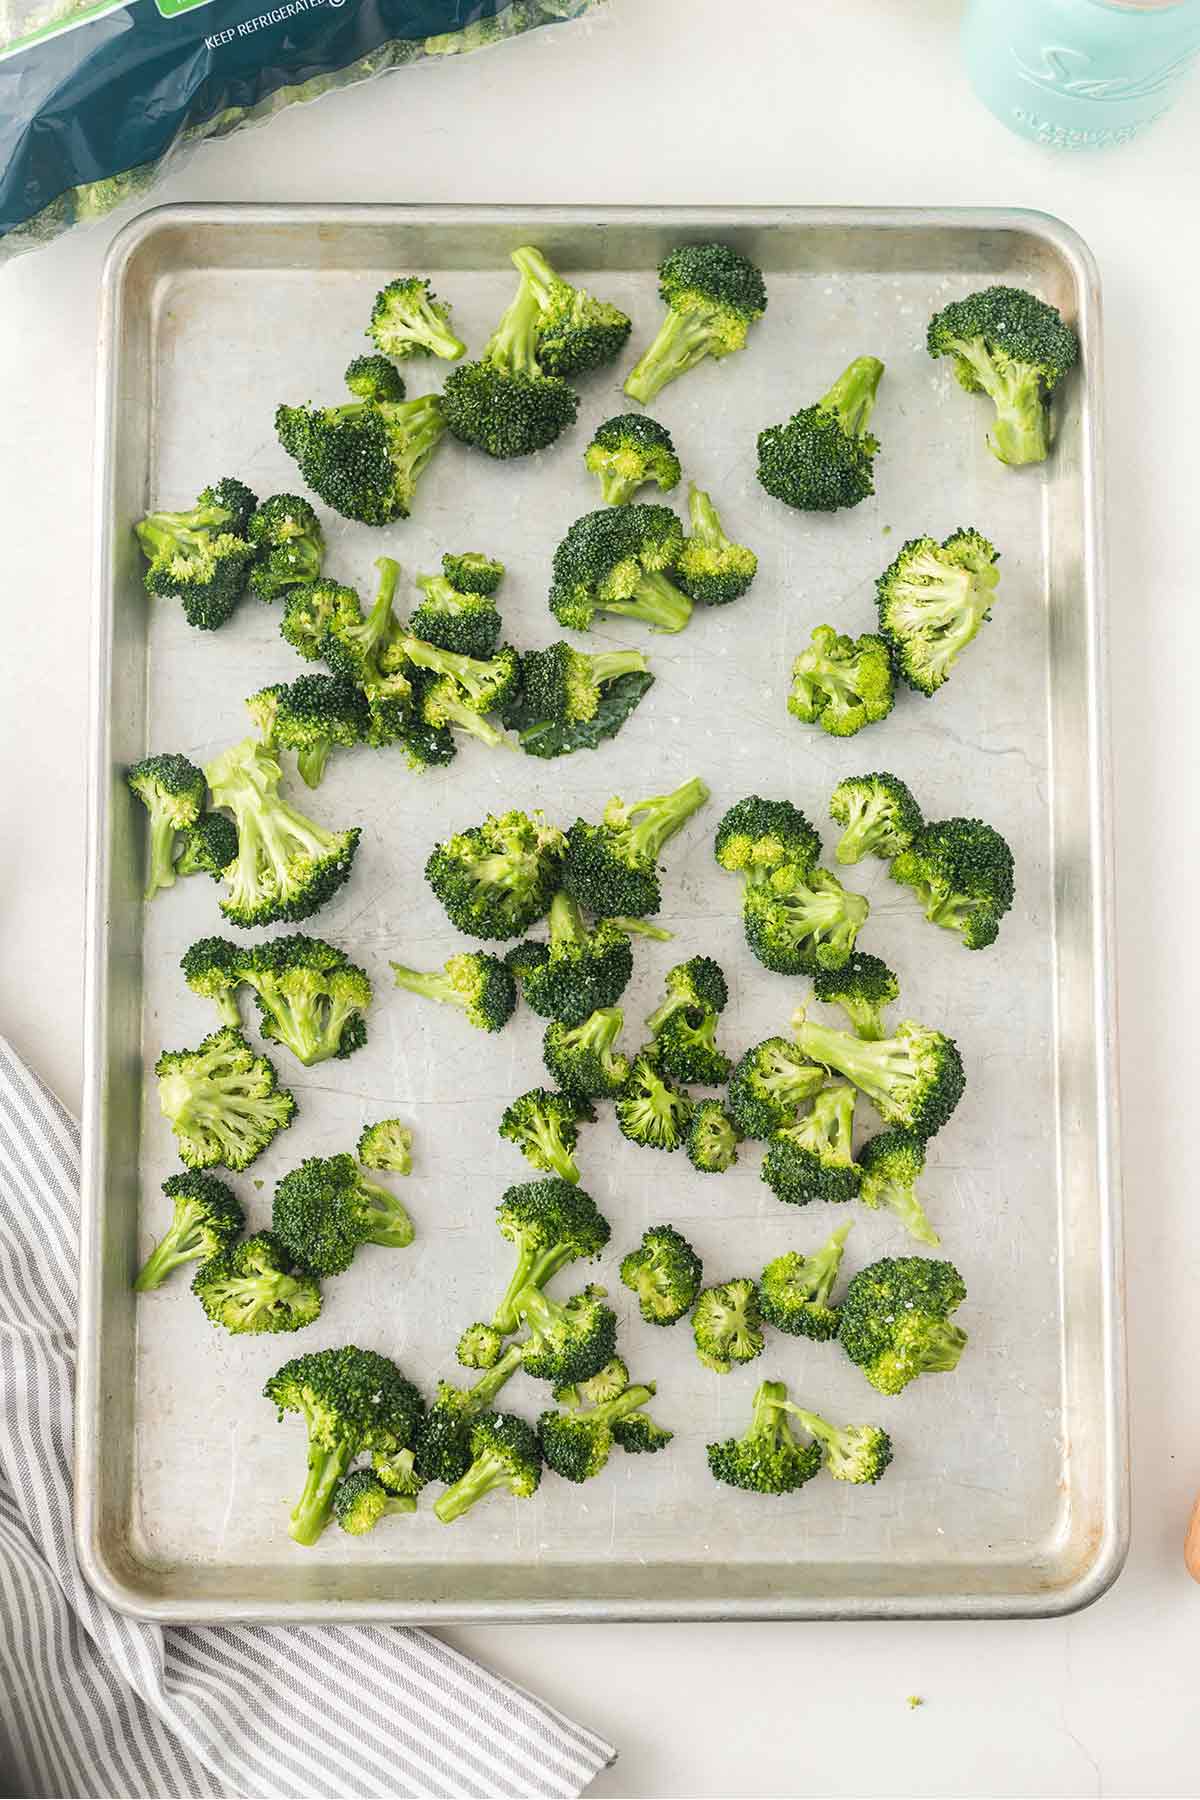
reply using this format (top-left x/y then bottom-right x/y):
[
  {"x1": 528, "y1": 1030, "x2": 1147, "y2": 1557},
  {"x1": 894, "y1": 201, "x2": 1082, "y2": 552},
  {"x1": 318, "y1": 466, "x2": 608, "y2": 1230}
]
[{"x1": 154, "y1": 0, "x2": 215, "y2": 17}]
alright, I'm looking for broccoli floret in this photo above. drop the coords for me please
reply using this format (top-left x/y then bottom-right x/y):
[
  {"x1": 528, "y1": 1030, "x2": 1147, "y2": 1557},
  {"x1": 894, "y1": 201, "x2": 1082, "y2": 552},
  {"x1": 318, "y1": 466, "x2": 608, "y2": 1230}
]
[
  {"x1": 247, "y1": 494, "x2": 324, "y2": 602},
  {"x1": 368, "y1": 275, "x2": 466, "y2": 362},
  {"x1": 756, "y1": 356, "x2": 884, "y2": 512},
  {"x1": 173, "y1": 812, "x2": 239, "y2": 883},
  {"x1": 645, "y1": 956, "x2": 732, "y2": 1085},
  {"x1": 727, "y1": 1036, "x2": 826, "y2": 1139},
  {"x1": 838, "y1": 1256, "x2": 968, "y2": 1395},
  {"x1": 442, "y1": 550, "x2": 505, "y2": 596},
  {"x1": 758, "y1": 1222, "x2": 853, "y2": 1341},
  {"x1": 280, "y1": 578, "x2": 359, "y2": 664},
  {"x1": 788, "y1": 625, "x2": 895, "y2": 737},
  {"x1": 391, "y1": 951, "x2": 516, "y2": 1033},
  {"x1": 620, "y1": 1223, "x2": 703, "y2": 1325},
  {"x1": 441, "y1": 276, "x2": 578, "y2": 459},
  {"x1": 829, "y1": 773, "x2": 923, "y2": 867},
  {"x1": 548, "y1": 504, "x2": 693, "y2": 635},
  {"x1": 391, "y1": 686, "x2": 459, "y2": 770},
  {"x1": 859, "y1": 1130, "x2": 940, "y2": 1246},
  {"x1": 251, "y1": 936, "x2": 371, "y2": 1064},
  {"x1": 134, "y1": 477, "x2": 258, "y2": 629},
  {"x1": 810, "y1": 953, "x2": 900, "y2": 1042},
  {"x1": 890, "y1": 817, "x2": 1016, "y2": 950},
  {"x1": 552, "y1": 1358, "x2": 631, "y2": 1409},
  {"x1": 499, "y1": 1087, "x2": 588, "y2": 1185},
  {"x1": 155, "y1": 1029, "x2": 296, "y2": 1172},
  {"x1": 713, "y1": 795, "x2": 822, "y2": 888},
  {"x1": 357, "y1": 1119, "x2": 413, "y2": 1175},
  {"x1": 426, "y1": 809, "x2": 567, "y2": 939},
  {"x1": 396, "y1": 635, "x2": 520, "y2": 750},
  {"x1": 611, "y1": 1413, "x2": 675, "y2": 1454},
  {"x1": 624, "y1": 242, "x2": 767, "y2": 405},
  {"x1": 790, "y1": 1405, "x2": 893, "y2": 1485},
  {"x1": 204, "y1": 738, "x2": 360, "y2": 928},
  {"x1": 413, "y1": 1344, "x2": 528, "y2": 1486},
  {"x1": 133, "y1": 1170, "x2": 244, "y2": 1292},
  {"x1": 542, "y1": 1007, "x2": 631, "y2": 1102},
  {"x1": 646, "y1": 955, "x2": 729, "y2": 1026},
  {"x1": 264, "y1": 1345, "x2": 423, "y2": 1544},
  {"x1": 272, "y1": 1151, "x2": 413, "y2": 1276},
  {"x1": 742, "y1": 865, "x2": 869, "y2": 976},
  {"x1": 615, "y1": 1053, "x2": 692, "y2": 1152},
  {"x1": 410, "y1": 572, "x2": 502, "y2": 662},
  {"x1": 791, "y1": 1014, "x2": 966, "y2": 1140},
  {"x1": 675, "y1": 484, "x2": 758, "y2": 606},
  {"x1": 583, "y1": 413, "x2": 681, "y2": 506},
  {"x1": 762, "y1": 1083, "x2": 861, "y2": 1206},
  {"x1": 691, "y1": 1277, "x2": 764, "y2": 1374},
  {"x1": 539, "y1": 1378, "x2": 667, "y2": 1483},
  {"x1": 927, "y1": 284, "x2": 1079, "y2": 466},
  {"x1": 706, "y1": 1379, "x2": 824, "y2": 1494},
  {"x1": 518, "y1": 642, "x2": 650, "y2": 732},
  {"x1": 180, "y1": 936, "x2": 243, "y2": 1028},
  {"x1": 491, "y1": 1178, "x2": 611, "y2": 1334},
  {"x1": 875, "y1": 528, "x2": 1001, "y2": 695},
  {"x1": 519, "y1": 894, "x2": 634, "y2": 1025},
  {"x1": 562, "y1": 777, "x2": 709, "y2": 918},
  {"x1": 510, "y1": 245, "x2": 632, "y2": 378},
  {"x1": 126, "y1": 754, "x2": 206, "y2": 902},
  {"x1": 246, "y1": 674, "x2": 367, "y2": 789},
  {"x1": 513, "y1": 1283, "x2": 618, "y2": 1386},
  {"x1": 333, "y1": 1468, "x2": 416, "y2": 1534},
  {"x1": 457, "y1": 1322, "x2": 505, "y2": 1370},
  {"x1": 686, "y1": 1100, "x2": 742, "y2": 1173},
  {"x1": 432, "y1": 1413, "x2": 542, "y2": 1523},
  {"x1": 276, "y1": 364, "x2": 446, "y2": 524},
  {"x1": 192, "y1": 1231, "x2": 323, "y2": 1335},
  {"x1": 320, "y1": 556, "x2": 403, "y2": 688}
]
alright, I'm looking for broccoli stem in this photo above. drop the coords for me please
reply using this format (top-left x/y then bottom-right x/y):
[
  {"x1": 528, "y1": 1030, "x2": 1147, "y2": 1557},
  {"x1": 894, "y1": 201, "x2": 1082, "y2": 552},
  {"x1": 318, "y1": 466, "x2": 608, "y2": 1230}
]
[
  {"x1": 525, "y1": 1113, "x2": 579, "y2": 1185},
  {"x1": 627, "y1": 777, "x2": 710, "y2": 862},
  {"x1": 469, "y1": 1343, "x2": 527, "y2": 1409},
  {"x1": 492, "y1": 1239, "x2": 577, "y2": 1335},
  {"x1": 574, "y1": 1384, "x2": 653, "y2": 1427},
  {"x1": 509, "y1": 245, "x2": 563, "y2": 313},
  {"x1": 428, "y1": 694, "x2": 511, "y2": 750},
  {"x1": 296, "y1": 744, "x2": 331, "y2": 789},
  {"x1": 548, "y1": 891, "x2": 587, "y2": 949},
  {"x1": 801, "y1": 1222, "x2": 853, "y2": 1309},
  {"x1": 686, "y1": 484, "x2": 725, "y2": 544},
  {"x1": 145, "y1": 812, "x2": 181, "y2": 902},
  {"x1": 946, "y1": 336, "x2": 1048, "y2": 465},
  {"x1": 390, "y1": 964, "x2": 462, "y2": 1009},
  {"x1": 484, "y1": 280, "x2": 543, "y2": 377},
  {"x1": 432, "y1": 1449, "x2": 511, "y2": 1523},
  {"x1": 881, "y1": 1186, "x2": 940, "y2": 1246},
  {"x1": 132, "y1": 1214, "x2": 204, "y2": 1291},
  {"x1": 290, "y1": 1436, "x2": 358, "y2": 1546},
  {"x1": 792, "y1": 1017, "x2": 896, "y2": 1111},
  {"x1": 624, "y1": 309, "x2": 719, "y2": 405},
  {"x1": 588, "y1": 649, "x2": 650, "y2": 687},
  {"x1": 610, "y1": 918, "x2": 673, "y2": 940},
  {"x1": 357, "y1": 1176, "x2": 414, "y2": 1248},
  {"x1": 605, "y1": 571, "x2": 693, "y2": 634},
  {"x1": 819, "y1": 356, "x2": 884, "y2": 441},
  {"x1": 749, "y1": 1378, "x2": 790, "y2": 1441}
]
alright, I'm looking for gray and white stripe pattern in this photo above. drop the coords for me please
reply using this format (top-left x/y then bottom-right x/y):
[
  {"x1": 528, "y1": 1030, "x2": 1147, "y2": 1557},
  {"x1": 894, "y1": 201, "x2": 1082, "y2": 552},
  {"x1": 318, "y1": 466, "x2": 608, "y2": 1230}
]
[{"x1": 0, "y1": 1037, "x2": 616, "y2": 1800}]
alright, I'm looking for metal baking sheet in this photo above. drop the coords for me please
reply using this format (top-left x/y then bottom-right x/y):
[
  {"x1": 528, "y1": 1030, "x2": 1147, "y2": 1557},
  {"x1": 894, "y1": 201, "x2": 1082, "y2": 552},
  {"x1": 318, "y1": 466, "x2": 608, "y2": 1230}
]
[{"x1": 78, "y1": 204, "x2": 1126, "y2": 1622}]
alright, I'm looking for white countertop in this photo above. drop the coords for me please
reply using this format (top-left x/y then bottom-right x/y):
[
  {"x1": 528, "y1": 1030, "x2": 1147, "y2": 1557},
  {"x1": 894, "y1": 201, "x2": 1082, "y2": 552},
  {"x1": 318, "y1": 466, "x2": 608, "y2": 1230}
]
[{"x1": 3, "y1": 0, "x2": 1195, "y2": 1792}]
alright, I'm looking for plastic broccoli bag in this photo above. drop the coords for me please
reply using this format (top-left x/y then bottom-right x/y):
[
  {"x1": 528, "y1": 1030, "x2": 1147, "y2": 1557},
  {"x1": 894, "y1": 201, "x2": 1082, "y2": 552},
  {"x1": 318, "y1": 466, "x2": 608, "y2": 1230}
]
[{"x1": 0, "y1": 0, "x2": 600, "y2": 260}]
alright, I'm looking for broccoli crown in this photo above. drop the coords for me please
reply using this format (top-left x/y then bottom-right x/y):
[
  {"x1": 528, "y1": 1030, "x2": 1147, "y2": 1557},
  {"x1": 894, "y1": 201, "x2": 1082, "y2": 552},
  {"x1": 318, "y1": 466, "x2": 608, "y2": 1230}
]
[
  {"x1": 792, "y1": 1014, "x2": 966, "y2": 1140},
  {"x1": 890, "y1": 817, "x2": 1016, "y2": 950},
  {"x1": 133, "y1": 1170, "x2": 245, "y2": 1292},
  {"x1": 553, "y1": 1357, "x2": 631, "y2": 1409},
  {"x1": 790, "y1": 1409, "x2": 894, "y2": 1485},
  {"x1": 624, "y1": 242, "x2": 767, "y2": 405},
  {"x1": 518, "y1": 895, "x2": 634, "y2": 1025},
  {"x1": 675, "y1": 485, "x2": 758, "y2": 606},
  {"x1": 548, "y1": 503, "x2": 692, "y2": 635},
  {"x1": 518, "y1": 642, "x2": 650, "y2": 731},
  {"x1": 762, "y1": 1084, "x2": 861, "y2": 1206},
  {"x1": 126, "y1": 753, "x2": 207, "y2": 902},
  {"x1": 499, "y1": 1087, "x2": 586, "y2": 1185},
  {"x1": 726, "y1": 1036, "x2": 827, "y2": 1139},
  {"x1": 432, "y1": 1413, "x2": 542, "y2": 1523},
  {"x1": 859, "y1": 1129, "x2": 939, "y2": 1246},
  {"x1": 611, "y1": 1413, "x2": 674, "y2": 1455},
  {"x1": 810, "y1": 952, "x2": 900, "y2": 1043},
  {"x1": 838, "y1": 1256, "x2": 968, "y2": 1395},
  {"x1": 692, "y1": 1277, "x2": 764, "y2": 1374},
  {"x1": 742, "y1": 865, "x2": 870, "y2": 976},
  {"x1": 397, "y1": 634, "x2": 520, "y2": 734},
  {"x1": 758, "y1": 1222, "x2": 853, "y2": 1341},
  {"x1": 511, "y1": 245, "x2": 632, "y2": 378},
  {"x1": 713, "y1": 795, "x2": 822, "y2": 886},
  {"x1": 788, "y1": 625, "x2": 895, "y2": 737},
  {"x1": 538, "y1": 1378, "x2": 662, "y2": 1484},
  {"x1": 275, "y1": 381, "x2": 446, "y2": 525},
  {"x1": 247, "y1": 674, "x2": 367, "y2": 789},
  {"x1": 247, "y1": 494, "x2": 324, "y2": 602},
  {"x1": 706, "y1": 1379, "x2": 824, "y2": 1494},
  {"x1": 333, "y1": 1468, "x2": 415, "y2": 1534},
  {"x1": 426, "y1": 809, "x2": 567, "y2": 939},
  {"x1": 392, "y1": 688, "x2": 459, "y2": 770},
  {"x1": 192, "y1": 1230, "x2": 323, "y2": 1335},
  {"x1": 756, "y1": 356, "x2": 884, "y2": 513},
  {"x1": 155, "y1": 1029, "x2": 296, "y2": 1173},
  {"x1": 344, "y1": 353, "x2": 408, "y2": 402},
  {"x1": 442, "y1": 277, "x2": 578, "y2": 459},
  {"x1": 457, "y1": 1322, "x2": 505, "y2": 1371},
  {"x1": 615, "y1": 1053, "x2": 693, "y2": 1153},
  {"x1": 620, "y1": 1223, "x2": 703, "y2": 1325},
  {"x1": 357, "y1": 1118, "x2": 413, "y2": 1175},
  {"x1": 650, "y1": 1008, "x2": 733, "y2": 1087},
  {"x1": 442, "y1": 550, "x2": 505, "y2": 596},
  {"x1": 368, "y1": 275, "x2": 466, "y2": 362},
  {"x1": 875, "y1": 528, "x2": 1000, "y2": 695},
  {"x1": 179, "y1": 936, "x2": 243, "y2": 1027},
  {"x1": 514, "y1": 1283, "x2": 618, "y2": 1387},
  {"x1": 174, "y1": 812, "x2": 239, "y2": 883},
  {"x1": 829, "y1": 773, "x2": 923, "y2": 867},
  {"x1": 319, "y1": 555, "x2": 404, "y2": 689},
  {"x1": 410, "y1": 573, "x2": 501, "y2": 662},
  {"x1": 685, "y1": 1100, "x2": 742, "y2": 1174},
  {"x1": 413, "y1": 1345, "x2": 529, "y2": 1486},
  {"x1": 278, "y1": 577, "x2": 356, "y2": 663},
  {"x1": 134, "y1": 478, "x2": 258, "y2": 629},
  {"x1": 204, "y1": 737, "x2": 360, "y2": 928},
  {"x1": 250, "y1": 935, "x2": 372, "y2": 1064},
  {"x1": 928, "y1": 285, "x2": 1079, "y2": 466},
  {"x1": 583, "y1": 413, "x2": 681, "y2": 507},
  {"x1": 491, "y1": 1178, "x2": 612, "y2": 1332},
  {"x1": 562, "y1": 777, "x2": 709, "y2": 918},
  {"x1": 647, "y1": 955, "x2": 729, "y2": 1024},
  {"x1": 391, "y1": 951, "x2": 516, "y2": 1033},
  {"x1": 272, "y1": 1151, "x2": 414, "y2": 1276},
  {"x1": 542, "y1": 1007, "x2": 631, "y2": 1102}
]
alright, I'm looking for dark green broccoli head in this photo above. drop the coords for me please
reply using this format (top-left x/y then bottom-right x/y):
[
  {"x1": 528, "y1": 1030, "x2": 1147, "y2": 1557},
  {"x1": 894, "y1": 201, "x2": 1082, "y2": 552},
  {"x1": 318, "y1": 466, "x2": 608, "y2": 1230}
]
[
  {"x1": 829, "y1": 773, "x2": 923, "y2": 867},
  {"x1": 515, "y1": 1283, "x2": 618, "y2": 1387},
  {"x1": 357, "y1": 1119, "x2": 413, "y2": 1175},
  {"x1": 155, "y1": 1029, "x2": 296, "y2": 1172},
  {"x1": 275, "y1": 387, "x2": 445, "y2": 525},
  {"x1": 410, "y1": 572, "x2": 501, "y2": 662},
  {"x1": 180, "y1": 935, "x2": 245, "y2": 1027},
  {"x1": 391, "y1": 951, "x2": 516, "y2": 1033},
  {"x1": 792, "y1": 1014, "x2": 966, "y2": 1140},
  {"x1": 859, "y1": 1130, "x2": 939, "y2": 1246},
  {"x1": 876, "y1": 528, "x2": 1000, "y2": 695},
  {"x1": 706, "y1": 1379, "x2": 824, "y2": 1494},
  {"x1": 442, "y1": 277, "x2": 578, "y2": 459},
  {"x1": 890, "y1": 817, "x2": 1015, "y2": 950},
  {"x1": 134, "y1": 478, "x2": 258, "y2": 629},
  {"x1": 499, "y1": 1087, "x2": 586, "y2": 1185},
  {"x1": 432, "y1": 1412, "x2": 542, "y2": 1523},
  {"x1": 675, "y1": 485, "x2": 758, "y2": 605},
  {"x1": 758, "y1": 1222, "x2": 853, "y2": 1341},
  {"x1": 762, "y1": 1083, "x2": 861, "y2": 1206},
  {"x1": 647, "y1": 956, "x2": 729, "y2": 1023},
  {"x1": 742, "y1": 865, "x2": 869, "y2": 976},
  {"x1": 368, "y1": 275, "x2": 466, "y2": 362},
  {"x1": 549, "y1": 504, "x2": 692, "y2": 635},
  {"x1": 247, "y1": 494, "x2": 324, "y2": 602},
  {"x1": 426, "y1": 809, "x2": 567, "y2": 939},
  {"x1": 247, "y1": 673, "x2": 368, "y2": 789},
  {"x1": 240, "y1": 934, "x2": 372, "y2": 1066},
  {"x1": 650, "y1": 1010, "x2": 732, "y2": 1087},
  {"x1": 615, "y1": 1053, "x2": 692, "y2": 1152},
  {"x1": 685, "y1": 1100, "x2": 741, "y2": 1173},
  {"x1": 518, "y1": 896, "x2": 634, "y2": 1025},
  {"x1": 280, "y1": 578, "x2": 359, "y2": 663},
  {"x1": 788, "y1": 624, "x2": 895, "y2": 737},
  {"x1": 173, "y1": 812, "x2": 238, "y2": 883},
  {"x1": 692, "y1": 1278, "x2": 764, "y2": 1374},
  {"x1": 757, "y1": 356, "x2": 884, "y2": 512},
  {"x1": 611, "y1": 1413, "x2": 674, "y2": 1455},
  {"x1": 442, "y1": 550, "x2": 505, "y2": 595},
  {"x1": 562, "y1": 777, "x2": 709, "y2": 919},
  {"x1": 457, "y1": 1322, "x2": 505, "y2": 1371},
  {"x1": 838, "y1": 1256, "x2": 968, "y2": 1395},
  {"x1": 538, "y1": 1379, "x2": 663, "y2": 1483},
  {"x1": 518, "y1": 642, "x2": 650, "y2": 731},
  {"x1": 133, "y1": 1169, "x2": 245, "y2": 1293},
  {"x1": 810, "y1": 952, "x2": 900, "y2": 1042},
  {"x1": 511, "y1": 245, "x2": 632, "y2": 377},
  {"x1": 727, "y1": 1036, "x2": 826, "y2": 1139},
  {"x1": 333, "y1": 1468, "x2": 416, "y2": 1534},
  {"x1": 342, "y1": 353, "x2": 406, "y2": 402},
  {"x1": 624, "y1": 242, "x2": 767, "y2": 405},
  {"x1": 126, "y1": 753, "x2": 207, "y2": 902},
  {"x1": 542, "y1": 1008, "x2": 631, "y2": 1103},
  {"x1": 583, "y1": 413, "x2": 681, "y2": 506},
  {"x1": 491, "y1": 1178, "x2": 611, "y2": 1332},
  {"x1": 713, "y1": 795, "x2": 821, "y2": 886},
  {"x1": 192, "y1": 1230, "x2": 322, "y2": 1335},
  {"x1": 928, "y1": 284, "x2": 1078, "y2": 466},
  {"x1": 620, "y1": 1223, "x2": 703, "y2": 1325},
  {"x1": 272, "y1": 1151, "x2": 414, "y2": 1276}
]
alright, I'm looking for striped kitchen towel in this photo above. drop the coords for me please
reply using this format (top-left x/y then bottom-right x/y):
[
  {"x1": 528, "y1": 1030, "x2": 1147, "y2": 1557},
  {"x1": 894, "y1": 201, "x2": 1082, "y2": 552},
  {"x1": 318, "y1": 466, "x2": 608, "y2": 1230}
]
[{"x1": 0, "y1": 1037, "x2": 616, "y2": 1800}]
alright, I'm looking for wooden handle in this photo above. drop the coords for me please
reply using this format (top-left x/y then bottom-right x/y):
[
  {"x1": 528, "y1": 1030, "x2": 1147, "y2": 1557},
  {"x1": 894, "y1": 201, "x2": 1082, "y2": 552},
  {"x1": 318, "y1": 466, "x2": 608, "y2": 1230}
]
[{"x1": 1187, "y1": 1494, "x2": 1200, "y2": 1582}]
